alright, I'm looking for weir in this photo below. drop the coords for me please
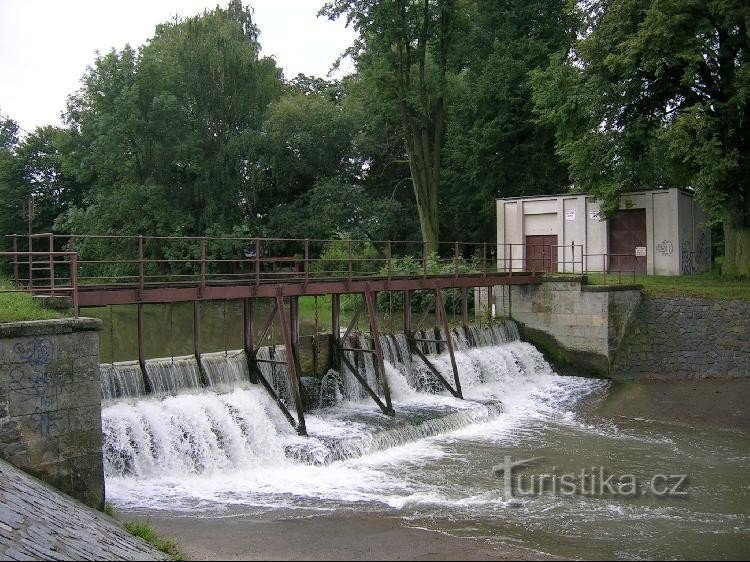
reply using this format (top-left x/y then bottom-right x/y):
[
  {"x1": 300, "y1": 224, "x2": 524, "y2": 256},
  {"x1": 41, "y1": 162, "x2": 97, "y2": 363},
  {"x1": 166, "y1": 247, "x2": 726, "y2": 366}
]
[{"x1": 100, "y1": 321, "x2": 543, "y2": 478}]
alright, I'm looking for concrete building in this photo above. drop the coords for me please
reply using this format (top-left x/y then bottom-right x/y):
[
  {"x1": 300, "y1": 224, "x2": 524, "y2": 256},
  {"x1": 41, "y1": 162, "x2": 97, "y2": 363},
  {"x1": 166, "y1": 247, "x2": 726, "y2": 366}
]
[{"x1": 496, "y1": 187, "x2": 711, "y2": 276}]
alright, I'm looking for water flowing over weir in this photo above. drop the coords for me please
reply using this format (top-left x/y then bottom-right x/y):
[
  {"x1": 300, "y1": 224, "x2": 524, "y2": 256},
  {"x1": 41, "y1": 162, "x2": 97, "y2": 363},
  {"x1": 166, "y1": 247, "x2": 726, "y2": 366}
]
[{"x1": 101, "y1": 321, "x2": 593, "y2": 481}]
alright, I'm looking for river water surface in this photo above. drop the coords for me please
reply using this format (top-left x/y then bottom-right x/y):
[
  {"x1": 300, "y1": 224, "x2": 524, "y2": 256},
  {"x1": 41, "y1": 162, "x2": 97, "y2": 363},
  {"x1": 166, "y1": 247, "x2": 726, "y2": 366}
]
[{"x1": 100, "y1": 323, "x2": 749, "y2": 560}]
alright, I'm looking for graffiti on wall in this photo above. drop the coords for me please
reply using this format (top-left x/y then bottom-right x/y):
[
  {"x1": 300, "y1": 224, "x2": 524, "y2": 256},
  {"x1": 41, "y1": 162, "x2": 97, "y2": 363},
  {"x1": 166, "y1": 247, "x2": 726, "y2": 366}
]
[
  {"x1": 656, "y1": 240, "x2": 674, "y2": 256},
  {"x1": 8, "y1": 338, "x2": 64, "y2": 437},
  {"x1": 680, "y1": 240, "x2": 694, "y2": 275}
]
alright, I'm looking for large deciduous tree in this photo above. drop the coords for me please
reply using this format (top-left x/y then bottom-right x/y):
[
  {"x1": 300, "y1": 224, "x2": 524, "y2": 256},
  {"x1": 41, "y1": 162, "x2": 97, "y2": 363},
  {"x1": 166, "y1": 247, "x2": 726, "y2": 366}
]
[
  {"x1": 321, "y1": 0, "x2": 461, "y2": 251},
  {"x1": 61, "y1": 0, "x2": 283, "y2": 237},
  {"x1": 532, "y1": 0, "x2": 750, "y2": 275}
]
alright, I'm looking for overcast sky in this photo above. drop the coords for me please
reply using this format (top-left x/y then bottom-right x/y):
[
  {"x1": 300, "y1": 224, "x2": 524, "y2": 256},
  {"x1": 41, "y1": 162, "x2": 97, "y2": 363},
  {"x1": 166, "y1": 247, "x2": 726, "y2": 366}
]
[{"x1": 0, "y1": 0, "x2": 356, "y2": 134}]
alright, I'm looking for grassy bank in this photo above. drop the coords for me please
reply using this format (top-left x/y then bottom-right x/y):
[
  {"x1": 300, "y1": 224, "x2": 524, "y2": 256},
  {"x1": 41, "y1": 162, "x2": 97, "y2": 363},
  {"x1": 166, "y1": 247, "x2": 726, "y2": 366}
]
[
  {"x1": 584, "y1": 272, "x2": 750, "y2": 301},
  {"x1": 0, "y1": 277, "x2": 63, "y2": 322}
]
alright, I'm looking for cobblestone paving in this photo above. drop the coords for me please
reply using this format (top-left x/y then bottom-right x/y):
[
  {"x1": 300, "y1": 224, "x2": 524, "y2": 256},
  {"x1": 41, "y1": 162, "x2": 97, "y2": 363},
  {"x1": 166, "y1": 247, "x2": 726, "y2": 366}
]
[{"x1": 0, "y1": 460, "x2": 167, "y2": 561}]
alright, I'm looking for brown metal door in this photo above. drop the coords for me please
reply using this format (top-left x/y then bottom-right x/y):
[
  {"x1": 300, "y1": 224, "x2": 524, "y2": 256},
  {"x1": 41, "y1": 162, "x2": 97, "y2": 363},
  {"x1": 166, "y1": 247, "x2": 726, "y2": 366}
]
[
  {"x1": 608, "y1": 209, "x2": 647, "y2": 274},
  {"x1": 525, "y1": 235, "x2": 558, "y2": 272}
]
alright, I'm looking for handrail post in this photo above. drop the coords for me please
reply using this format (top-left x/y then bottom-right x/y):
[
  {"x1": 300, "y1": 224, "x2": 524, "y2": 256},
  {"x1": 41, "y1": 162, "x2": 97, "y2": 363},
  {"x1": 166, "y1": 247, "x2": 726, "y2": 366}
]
[
  {"x1": 71, "y1": 253, "x2": 79, "y2": 318},
  {"x1": 386, "y1": 240, "x2": 392, "y2": 282},
  {"x1": 304, "y1": 239, "x2": 309, "y2": 285},
  {"x1": 347, "y1": 240, "x2": 352, "y2": 282},
  {"x1": 200, "y1": 238, "x2": 207, "y2": 295},
  {"x1": 483, "y1": 242, "x2": 487, "y2": 277},
  {"x1": 28, "y1": 233, "x2": 33, "y2": 289},
  {"x1": 255, "y1": 238, "x2": 260, "y2": 288},
  {"x1": 11, "y1": 235, "x2": 18, "y2": 288},
  {"x1": 138, "y1": 235, "x2": 144, "y2": 297},
  {"x1": 454, "y1": 242, "x2": 459, "y2": 280},
  {"x1": 49, "y1": 233, "x2": 55, "y2": 293}
]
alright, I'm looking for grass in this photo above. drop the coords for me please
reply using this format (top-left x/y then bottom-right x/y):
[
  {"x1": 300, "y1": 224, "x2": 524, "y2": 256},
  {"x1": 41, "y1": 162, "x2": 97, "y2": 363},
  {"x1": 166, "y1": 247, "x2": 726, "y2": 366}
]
[
  {"x1": 123, "y1": 520, "x2": 185, "y2": 561},
  {"x1": 583, "y1": 271, "x2": 750, "y2": 300},
  {"x1": 0, "y1": 277, "x2": 64, "y2": 322}
]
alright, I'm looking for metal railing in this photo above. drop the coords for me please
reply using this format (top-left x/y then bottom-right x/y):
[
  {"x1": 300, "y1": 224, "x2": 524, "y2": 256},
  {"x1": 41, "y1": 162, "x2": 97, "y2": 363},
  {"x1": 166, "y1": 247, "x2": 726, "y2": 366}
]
[
  {"x1": 0, "y1": 250, "x2": 79, "y2": 316},
  {"x1": 3, "y1": 233, "x2": 647, "y2": 305}
]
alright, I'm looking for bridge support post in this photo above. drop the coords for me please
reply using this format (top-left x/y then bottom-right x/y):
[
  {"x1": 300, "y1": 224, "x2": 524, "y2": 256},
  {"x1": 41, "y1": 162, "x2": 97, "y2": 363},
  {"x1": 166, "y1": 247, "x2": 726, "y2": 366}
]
[
  {"x1": 193, "y1": 300, "x2": 208, "y2": 387},
  {"x1": 136, "y1": 303, "x2": 152, "y2": 393},
  {"x1": 243, "y1": 298, "x2": 256, "y2": 383},
  {"x1": 404, "y1": 290, "x2": 412, "y2": 336},
  {"x1": 331, "y1": 293, "x2": 340, "y2": 370},
  {"x1": 275, "y1": 292, "x2": 307, "y2": 436},
  {"x1": 364, "y1": 288, "x2": 394, "y2": 416},
  {"x1": 435, "y1": 288, "x2": 463, "y2": 399}
]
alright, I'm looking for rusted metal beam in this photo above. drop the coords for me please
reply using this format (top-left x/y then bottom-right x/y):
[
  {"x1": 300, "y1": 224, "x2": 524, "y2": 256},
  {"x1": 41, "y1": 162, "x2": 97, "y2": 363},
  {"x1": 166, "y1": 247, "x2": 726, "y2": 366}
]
[
  {"x1": 340, "y1": 353, "x2": 392, "y2": 415},
  {"x1": 137, "y1": 303, "x2": 149, "y2": 391},
  {"x1": 435, "y1": 288, "x2": 463, "y2": 399},
  {"x1": 193, "y1": 300, "x2": 208, "y2": 387},
  {"x1": 248, "y1": 360, "x2": 300, "y2": 432},
  {"x1": 253, "y1": 300, "x2": 278, "y2": 357},
  {"x1": 243, "y1": 298, "x2": 256, "y2": 383},
  {"x1": 409, "y1": 343, "x2": 461, "y2": 399},
  {"x1": 364, "y1": 288, "x2": 394, "y2": 416},
  {"x1": 275, "y1": 292, "x2": 307, "y2": 436},
  {"x1": 75, "y1": 273, "x2": 544, "y2": 307},
  {"x1": 342, "y1": 300, "x2": 364, "y2": 341},
  {"x1": 403, "y1": 290, "x2": 412, "y2": 336}
]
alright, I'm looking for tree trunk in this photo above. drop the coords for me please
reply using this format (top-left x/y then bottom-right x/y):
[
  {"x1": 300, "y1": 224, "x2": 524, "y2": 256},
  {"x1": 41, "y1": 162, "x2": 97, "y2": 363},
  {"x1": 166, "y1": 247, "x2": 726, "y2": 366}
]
[
  {"x1": 722, "y1": 221, "x2": 750, "y2": 277},
  {"x1": 405, "y1": 131, "x2": 439, "y2": 254}
]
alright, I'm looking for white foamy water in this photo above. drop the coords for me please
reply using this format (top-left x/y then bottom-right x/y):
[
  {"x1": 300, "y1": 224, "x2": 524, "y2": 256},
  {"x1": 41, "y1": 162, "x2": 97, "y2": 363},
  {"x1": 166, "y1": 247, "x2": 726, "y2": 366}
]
[{"x1": 102, "y1": 322, "x2": 602, "y2": 511}]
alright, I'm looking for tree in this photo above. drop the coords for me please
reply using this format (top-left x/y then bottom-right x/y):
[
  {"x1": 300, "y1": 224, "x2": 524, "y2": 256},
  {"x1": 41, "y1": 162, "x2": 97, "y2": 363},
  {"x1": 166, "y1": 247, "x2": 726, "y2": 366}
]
[
  {"x1": 61, "y1": 0, "x2": 284, "y2": 238},
  {"x1": 321, "y1": 0, "x2": 462, "y2": 251},
  {"x1": 532, "y1": 0, "x2": 750, "y2": 275},
  {"x1": 441, "y1": 0, "x2": 574, "y2": 243}
]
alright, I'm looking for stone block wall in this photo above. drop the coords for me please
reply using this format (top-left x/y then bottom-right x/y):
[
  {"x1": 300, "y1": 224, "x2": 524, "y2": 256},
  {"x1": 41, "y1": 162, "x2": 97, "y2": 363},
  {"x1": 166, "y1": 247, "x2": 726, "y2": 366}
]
[
  {"x1": 506, "y1": 279, "x2": 641, "y2": 375},
  {"x1": 610, "y1": 298, "x2": 750, "y2": 379},
  {"x1": 0, "y1": 318, "x2": 104, "y2": 509}
]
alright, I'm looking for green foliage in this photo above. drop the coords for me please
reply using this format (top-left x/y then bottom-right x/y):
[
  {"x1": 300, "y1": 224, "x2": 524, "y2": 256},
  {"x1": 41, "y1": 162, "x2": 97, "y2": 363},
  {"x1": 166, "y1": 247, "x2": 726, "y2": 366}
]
[
  {"x1": 376, "y1": 253, "x2": 477, "y2": 313},
  {"x1": 532, "y1": 0, "x2": 749, "y2": 273},
  {"x1": 102, "y1": 502, "x2": 116, "y2": 517},
  {"x1": 585, "y1": 272, "x2": 750, "y2": 301},
  {"x1": 441, "y1": 0, "x2": 574, "y2": 243},
  {"x1": 123, "y1": 521, "x2": 184, "y2": 560}
]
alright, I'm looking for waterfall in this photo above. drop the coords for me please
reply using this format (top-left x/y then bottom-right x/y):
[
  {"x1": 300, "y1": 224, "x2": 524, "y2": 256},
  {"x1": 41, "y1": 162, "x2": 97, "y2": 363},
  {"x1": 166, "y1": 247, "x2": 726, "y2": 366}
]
[
  {"x1": 100, "y1": 361, "x2": 146, "y2": 401},
  {"x1": 102, "y1": 320, "x2": 594, "y2": 482}
]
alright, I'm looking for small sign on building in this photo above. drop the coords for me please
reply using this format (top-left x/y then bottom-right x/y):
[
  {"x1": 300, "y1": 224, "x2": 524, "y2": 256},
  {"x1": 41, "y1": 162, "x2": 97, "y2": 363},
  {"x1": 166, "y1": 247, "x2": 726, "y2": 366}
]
[
  {"x1": 635, "y1": 246, "x2": 647, "y2": 257},
  {"x1": 565, "y1": 210, "x2": 576, "y2": 221}
]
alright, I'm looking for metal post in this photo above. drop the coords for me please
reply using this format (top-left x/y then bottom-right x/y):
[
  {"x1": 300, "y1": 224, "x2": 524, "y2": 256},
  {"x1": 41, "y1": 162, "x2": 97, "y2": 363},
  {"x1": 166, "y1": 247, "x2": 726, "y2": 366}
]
[
  {"x1": 482, "y1": 242, "x2": 487, "y2": 277},
  {"x1": 255, "y1": 238, "x2": 261, "y2": 288},
  {"x1": 137, "y1": 303, "x2": 148, "y2": 388},
  {"x1": 435, "y1": 288, "x2": 463, "y2": 399},
  {"x1": 461, "y1": 287, "x2": 468, "y2": 325},
  {"x1": 275, "y1": 292, "x2": 307, "y2": 436},
  {"x1": 244, "y1": 298, "x2": 256, "y2": 383},
  {"x1": 200, "y1": 238, "x2": 207, "y2": 296},
  {"x1": 347, "y1": 240, "x2": 353, "y2": 282},
  {"x1": 403, "y1": 290, "x2": 412, "y2": 336},
  {"x1": 71, "y1": 253, "x2": 79, "y2": 318},
  {"x1": 386, "y1": 241, "x2": 392, "y2": 282},
  {"x1": 28, "y1": 232, "x2": 33, "y2": 289},
  {"x1": 304, "y1": 239, "x2": 309, "y2": 285},
  {"x1": 454, "y1": 242, "x2": 459, "y2": 280},
  {"x1": 48, "y1": 233, "x2": 55, "y2": 293},
  {"x1": 138, "y1": 235, "x2": 144, "y2": 297},
  {"x1": 11, "y1": 235, "x2": 18, "y2": 288},
  {"x1": 193, "y1": 300, "x2": 208, "y2": 387},
  {"x1": 364, "y1": 287, "x2": 394, "y2": 416}
]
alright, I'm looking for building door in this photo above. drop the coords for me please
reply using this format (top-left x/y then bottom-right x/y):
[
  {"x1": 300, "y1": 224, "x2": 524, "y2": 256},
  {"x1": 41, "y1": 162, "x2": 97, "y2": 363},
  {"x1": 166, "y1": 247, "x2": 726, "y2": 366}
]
[
  {"x1": 608, "y1": 209, "x2": 647, "y2": 274},
  {"x1": 525, "y1": 235, "x2": 558, "y2": 272}
]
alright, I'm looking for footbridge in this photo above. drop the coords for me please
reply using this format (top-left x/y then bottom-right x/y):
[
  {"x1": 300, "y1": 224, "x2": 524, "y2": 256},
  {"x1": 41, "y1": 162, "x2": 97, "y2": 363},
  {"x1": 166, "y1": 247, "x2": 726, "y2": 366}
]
[{"x1": 3, "y1": 233, "x2": 556, "y2": 436}]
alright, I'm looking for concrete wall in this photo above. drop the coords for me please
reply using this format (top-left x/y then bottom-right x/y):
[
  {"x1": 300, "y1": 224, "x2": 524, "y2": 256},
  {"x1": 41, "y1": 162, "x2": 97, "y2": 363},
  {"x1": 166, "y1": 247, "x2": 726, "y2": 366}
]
[
  {"x1": 611, "y1": 298, "x2": 750, "y2": 379},
  {"x1": 0, "y1": 318, "x2": 104, "y2": 509},
  {"x1": 496, "y1": 188, "x2": 710, "y2": 275},
  {"x1": 506, "y1": 279, "x2": 641, "y2": 375}
]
